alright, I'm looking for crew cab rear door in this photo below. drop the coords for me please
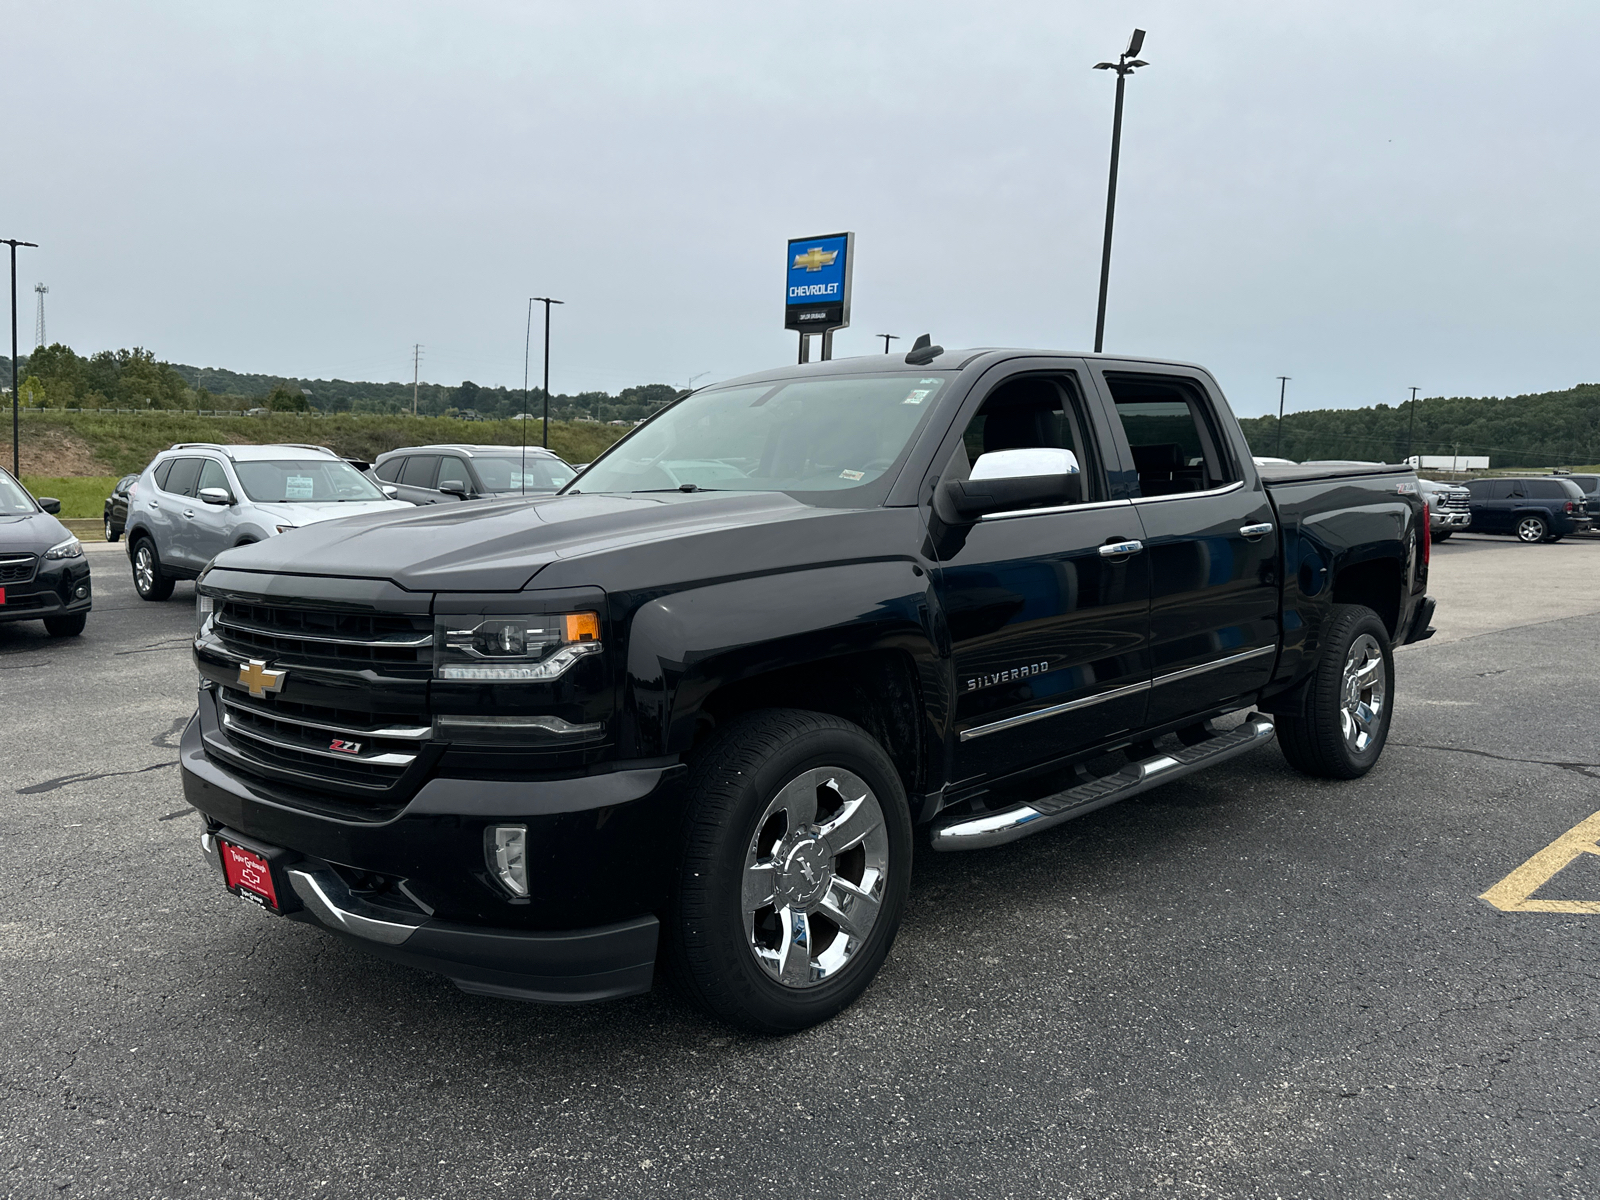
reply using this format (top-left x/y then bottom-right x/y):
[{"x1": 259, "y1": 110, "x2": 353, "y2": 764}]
[
  {"x1": 926, "y1": 360, "x2": 1152, "y2": 782},
  {"x1": 1087, "y1": 363, "x2": 1280, "y2": 728}
]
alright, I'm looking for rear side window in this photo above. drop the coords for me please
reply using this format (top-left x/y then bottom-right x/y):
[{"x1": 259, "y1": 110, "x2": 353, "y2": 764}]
[
  {"x1": 399, "y1": 455, "x2": 439, "y2": 487},
  {"x1": 153, "y1": 460, "x2": 175, "y2": 490},
  {"x1": 374, "y1": 457, "x2": 404, "y2": 483},
  {"x1": 1104, "y1": 373, "x2": 1240, "y2": 496},
  {"x1": 1526, "y1": 480, "x2": 1564, "y2": 499},
  {"x1": 1570, "y1": 475, "x2": 1598, "y2": 492},
  {"x1": 164, "y1": 458, "x2": 203, "y2": 497}
]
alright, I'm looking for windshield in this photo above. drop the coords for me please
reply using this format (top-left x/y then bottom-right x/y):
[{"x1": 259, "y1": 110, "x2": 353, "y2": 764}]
[
  {"x1": 233, "y1": 459, "x2": 388, "y2": 504},
  {"x1": 574, "y1": 373, "x2": 950, "y2": 496},
  {"x1": 472, "y1": 454, "x2": 577, "y2": 492},
  {"x1": 0, "y1": 472, "x2": 38, "y2": 516}
]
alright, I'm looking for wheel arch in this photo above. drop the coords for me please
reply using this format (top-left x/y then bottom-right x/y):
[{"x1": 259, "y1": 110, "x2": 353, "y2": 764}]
[{"x1": 1330, "y1": 556, "x2": 1402, "y2": 638}]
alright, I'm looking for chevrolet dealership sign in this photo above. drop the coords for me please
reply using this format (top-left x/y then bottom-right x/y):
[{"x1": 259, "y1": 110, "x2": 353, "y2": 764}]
[{"x1": 785, "y1": 232, "x2": 853, "y2": 333}]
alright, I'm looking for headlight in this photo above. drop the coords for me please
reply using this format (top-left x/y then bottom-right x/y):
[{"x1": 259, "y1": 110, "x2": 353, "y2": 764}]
[
  {"x1": 274, "y1": 524, "x2": 296, "y2": 535},
  {"x1": 434, "y1": 612, "x2": 601, "y2": 681},
  {"x1": 196, "y1": 592, "x2": 214, "y2": 640},
  {"x1": 44, "y1": 536, "x2": 83, "y2": 560}
]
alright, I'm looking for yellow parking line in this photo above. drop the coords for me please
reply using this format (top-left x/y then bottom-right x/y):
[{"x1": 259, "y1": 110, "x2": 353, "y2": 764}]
[{"x1": 1480, "y1": 810, "x2": 1600, "y2": 914}]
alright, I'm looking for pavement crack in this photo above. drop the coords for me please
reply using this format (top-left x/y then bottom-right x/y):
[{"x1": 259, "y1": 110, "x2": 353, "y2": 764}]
[
  {"x1": 1392, "y1": 741, "x2": 1600, "y2": 780},
  {"x1": 16, "y1": 760, "x2": 179, "y2": 795}
]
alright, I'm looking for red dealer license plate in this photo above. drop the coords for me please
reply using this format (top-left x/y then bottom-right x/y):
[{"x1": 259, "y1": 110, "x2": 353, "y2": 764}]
[{"x1": 219, "y1": 839, "x2": 282, "y2": 912}]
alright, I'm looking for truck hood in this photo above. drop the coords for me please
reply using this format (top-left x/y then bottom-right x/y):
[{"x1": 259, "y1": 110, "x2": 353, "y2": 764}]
[{"x1": 210, "y1": 490, "x2": 833, "y2": 592}]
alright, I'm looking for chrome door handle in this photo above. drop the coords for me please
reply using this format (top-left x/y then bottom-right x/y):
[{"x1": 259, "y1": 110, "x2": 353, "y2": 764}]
[
  {"x1": 1099, "y1": 540, "x2": 1144, "y2": 558},
  {"x1": 183, "y1": 509, "x2": 196, "y2": 518},
  {"x1": 1239, "y1": 522, "x2": 1274, "y2": 539}
]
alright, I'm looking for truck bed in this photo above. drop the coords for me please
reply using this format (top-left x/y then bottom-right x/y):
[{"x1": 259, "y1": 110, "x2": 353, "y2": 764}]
[{"x1": 1257, "y1": 462, "x2": 1413, "y2": 486}]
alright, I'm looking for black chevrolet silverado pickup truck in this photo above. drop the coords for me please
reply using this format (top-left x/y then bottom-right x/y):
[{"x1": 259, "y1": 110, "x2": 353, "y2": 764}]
[{"x1": 181, "y1": 346, "x2": 1435, "y2": 1031}]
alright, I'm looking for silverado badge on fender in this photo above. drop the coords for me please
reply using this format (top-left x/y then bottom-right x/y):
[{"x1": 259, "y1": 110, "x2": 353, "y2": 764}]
[{"x1": 237, "y1": 659, "x2": 287, "y2": 699}]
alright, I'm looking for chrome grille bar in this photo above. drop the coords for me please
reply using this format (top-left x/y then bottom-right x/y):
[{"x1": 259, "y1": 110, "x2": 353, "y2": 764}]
[
  {"x1": 221, "y1": 708, "x2": 419, "y2": 766},
  {"x1": 220, "y1": 692, "x2": 432, "y2": 741}
]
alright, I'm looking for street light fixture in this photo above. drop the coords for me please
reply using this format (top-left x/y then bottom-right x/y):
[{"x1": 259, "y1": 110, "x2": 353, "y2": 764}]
[
  {"x1": 3, "y1": 237, "x2": 39, "y2": 477},
  {"x1": 1092, "y1": 29, "x2": 1149, "y2": 354},
  {"x1": 878, "y1": 334, "x2": 900, "y2": 354}
]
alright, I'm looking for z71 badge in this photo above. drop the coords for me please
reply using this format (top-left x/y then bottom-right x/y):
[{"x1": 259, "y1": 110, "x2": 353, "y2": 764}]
[{"x1": 966, "y1": 661, "x2": 1050, "y2": 692}]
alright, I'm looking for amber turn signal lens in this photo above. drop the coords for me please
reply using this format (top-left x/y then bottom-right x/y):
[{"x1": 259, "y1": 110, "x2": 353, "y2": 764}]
[{"x1": 564, "y1": 612, "x2": 600, "y2": 643}]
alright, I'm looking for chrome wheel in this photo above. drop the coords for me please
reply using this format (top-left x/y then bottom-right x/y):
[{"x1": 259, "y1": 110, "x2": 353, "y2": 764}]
[
  {"x1": 134, "y1": 545, "x2": 155, "y2": 594},
  {"x1": 742, "y1": 766, "x2": 889, "y2": 989},
  {"x1": 1517, "y1": 517, "x2": 1546, "y2": 543},
  {"x1": 1339, "y1": 633, "x2": 1386, "y2": 753},
  {"x1": 104, "y1": 517, "x2": 115, "y2": 542}
]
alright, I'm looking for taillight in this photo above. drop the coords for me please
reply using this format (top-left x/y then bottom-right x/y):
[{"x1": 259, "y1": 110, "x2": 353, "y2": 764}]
[
  {"x1": 1565, "y1": 501, "x2": 1575, "y2": 514},
  {"x1": 1422, "y1": 502, "x2": 1431, "y2": 567}
]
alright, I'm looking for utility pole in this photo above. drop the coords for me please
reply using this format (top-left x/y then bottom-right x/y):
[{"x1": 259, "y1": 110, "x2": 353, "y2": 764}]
[
  {"x1": 1407, "y1": 386, "x2": 1419, "y2": 464},
  {"x1": 1275, "y1": 376, "x2": 1291, "y2": 458},
  {"x1": 532, "y1": 297, "x2": 563, "y2": 449},
  {"x1": 878, "y1": 334, "x2": 899, "y2": 354},
  {"x1": 411, "y1": 344, "x2": 423, "y2": 416},
  {"x1": 3, "y1": 238, "x2": 40, "y2": 478},
  {"x1": 33, "y1": 283, "x2": 47, "y2": 349},
  {"x1": 1092, "y1": 30, "x2": 1149, "y2": 354}
]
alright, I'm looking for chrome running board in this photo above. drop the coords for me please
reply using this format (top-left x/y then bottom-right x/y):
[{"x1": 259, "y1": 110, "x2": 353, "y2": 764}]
[{"x1": 930, "y1": 715, "x2": 1276, "y2": 852}]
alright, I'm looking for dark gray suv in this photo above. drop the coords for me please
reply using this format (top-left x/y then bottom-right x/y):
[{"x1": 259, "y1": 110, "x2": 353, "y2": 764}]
[
  {"x1": 373, "y1": 444, "x2": 576, "y2": 505},
  {"x1": 1465, "y1": 476, "x2": 1592, "y2": 543}
]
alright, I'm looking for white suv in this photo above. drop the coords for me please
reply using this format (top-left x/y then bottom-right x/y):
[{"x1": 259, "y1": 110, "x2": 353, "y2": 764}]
[{"x1": 124, "y1": 443, "x2": 411, "y2": 601}]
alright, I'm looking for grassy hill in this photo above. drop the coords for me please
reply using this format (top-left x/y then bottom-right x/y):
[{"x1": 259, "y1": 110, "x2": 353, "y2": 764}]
[
  {"x1": 3, "y1": 410, "x2": 628, "y2": 481},
  {"x1": 1238, "y1": 383, "x2": 1600, "y2": 468}
]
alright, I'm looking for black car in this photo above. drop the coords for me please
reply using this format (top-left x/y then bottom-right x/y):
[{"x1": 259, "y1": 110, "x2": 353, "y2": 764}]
[
  {"x1": 181, "y1": 347, "x2": 1433, "y2": 1032},
  {"x1": 102, "y1": 473, "x2": 139, "y2": 542},
  {"x1": 0, "y1": 468, "x2": 92, "y2": 636},
  {"x1": 1553, "y1": 473, "x2": 1600, "y2": 528},
  {"x1": 1465, "y1": 476, "x2": 1591, "y2": 542}
]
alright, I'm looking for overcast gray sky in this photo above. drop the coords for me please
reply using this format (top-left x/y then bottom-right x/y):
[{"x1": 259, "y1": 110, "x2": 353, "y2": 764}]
[{"x1": 6, "y1": 1, "x2": 1598, "y2": 416}]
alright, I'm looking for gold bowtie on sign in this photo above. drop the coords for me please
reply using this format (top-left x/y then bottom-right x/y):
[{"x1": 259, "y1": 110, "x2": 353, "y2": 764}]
[{"x1": 792, "y1": 248, "x2": 837, "y2": 272}]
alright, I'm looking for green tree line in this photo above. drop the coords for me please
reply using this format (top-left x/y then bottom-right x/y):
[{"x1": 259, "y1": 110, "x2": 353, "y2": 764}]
[
  {"x1": 4, "y1": 343, "x2": 682, "y2": 424},
  {"x1": 1238, "y1": 383, "x2": 1600, "y2": 468}
]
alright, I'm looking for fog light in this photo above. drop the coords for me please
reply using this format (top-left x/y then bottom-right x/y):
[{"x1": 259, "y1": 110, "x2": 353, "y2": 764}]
[
  {"x1": 489, "y1": 825, "x2": 529, "y2": 898},
  {"x1": 74, "y1": 585, "x2": 88, "y2": 599}
]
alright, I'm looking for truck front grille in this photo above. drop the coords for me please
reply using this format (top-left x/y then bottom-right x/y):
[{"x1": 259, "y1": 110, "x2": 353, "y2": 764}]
[
  {"x1": 214, "y1": 599, "x2": 433, "y2": 677},
  {"x1": 1441, "y1": 491, "x2": 1470, "y2": 513},
  {"x1": 217, "y1": 691, "x2": 430, "y2": 792}
]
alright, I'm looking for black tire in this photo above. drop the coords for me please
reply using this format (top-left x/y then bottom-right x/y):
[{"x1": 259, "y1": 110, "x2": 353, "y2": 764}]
[
  {"x1": 104, "y1": 515, "x2": 119, "y2": 543},
  {"x1": 1276, "y1": 604, "x2": 1394, "y2": 780},
  {"x1": 1429, "y1": 531, "x2": 1451, "y2": 544},
  {"x1": 43, "y1": 613, "x2": 87, "y2": 637},
  {"x1": 1516, "y1": 515, "x2": 1548, "y2": 543},
  {"x1": 131, "y1": 537, "x2": 175, "y2": 601},
  {"x1": 668, "y1": 709, "x2": 913, "y2": 1034}
]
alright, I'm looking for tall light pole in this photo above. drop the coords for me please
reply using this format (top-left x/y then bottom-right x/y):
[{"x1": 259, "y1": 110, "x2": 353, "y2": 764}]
[
  {"x1": 533, "y1": 297, "x2": 563, "y2": 449},
  {"x1": 878, "y1": 334, "x2": 899, "y2": 354},
  {"x1": 1276, "y1": 376, "x2": 1291, "y2": 458},
  {"x1": 1092, "y1": 30, "x2": 1149, "y2": 354},
  {"x1": 1407, "y1": 386, "x2": 1420, "y2": 464},
  {"x1": 3, "y1": 238, "x2": 39, "y2": 478}
]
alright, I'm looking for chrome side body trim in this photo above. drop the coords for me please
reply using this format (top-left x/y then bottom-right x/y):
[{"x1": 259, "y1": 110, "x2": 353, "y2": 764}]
[
  {"x1": 959, "y1": 678, "x2": 1151, "y2": 742},
  {"x1": 980, "y1": 498, "x2": 1134, "y2": 522},
  {"x1": 1150, "y1": 644, "x2": 1275, "y2": 688},
  {"x1": 933, "y1": 716, "x2": 1277, "y2": 851},
  {"x1": 1131, "y1": 480, "x2": 1245, "y2": 504},
  {"x1": 958, "y1": 645, "x2": 1275, "y2": 743},
  {"x1": 288, "y1": 868, "x2": 424, "y2": 946}
]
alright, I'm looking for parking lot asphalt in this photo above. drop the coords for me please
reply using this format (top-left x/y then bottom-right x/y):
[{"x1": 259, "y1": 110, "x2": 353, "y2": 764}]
[{"x1": 3, "y1": 535, "x2": 1598, "y2": 1199}]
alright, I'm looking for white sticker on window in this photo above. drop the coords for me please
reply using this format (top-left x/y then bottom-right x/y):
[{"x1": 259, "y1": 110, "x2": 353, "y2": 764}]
[
  {"x1": 840, "y1": 469, "x2": 865, "y2": 481},
  {"x1": 903, "y1": 389, "x2": 932, "y2": 405},
  {"x1": 285, "y1": 475, "x2": 315, "y2": 500}
]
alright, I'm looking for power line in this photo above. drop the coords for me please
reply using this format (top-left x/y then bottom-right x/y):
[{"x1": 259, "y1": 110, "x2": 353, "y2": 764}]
[{"x1": 33, "y1": 283, "x2": 47, "y2": 349}]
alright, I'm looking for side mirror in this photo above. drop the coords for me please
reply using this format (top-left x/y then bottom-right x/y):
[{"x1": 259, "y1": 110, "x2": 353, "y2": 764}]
[
  {"x1": 438, "y1": 481, "x2": 470, "y2": 499},
  {"x1": 198, "y1": 487, "x2": 234, "y2": 506},
  {"x1": 39, "y1": 497, "x2": 61, "y2": 515},
  {"x1": 382, "y1": 485, "x2": 399, "y2": 498},
  {"x1": 941, "y1": 448, "x2": 1083, "y2": 520}
]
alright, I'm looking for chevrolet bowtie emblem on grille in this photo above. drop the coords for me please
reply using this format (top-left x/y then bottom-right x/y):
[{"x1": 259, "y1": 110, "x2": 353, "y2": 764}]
[
  {"x1": 238, "y1": 659, "x2": 287, "y2": 699},
  {"x1": 792, "y1": 247, "x2": 837, "y2": 272}
]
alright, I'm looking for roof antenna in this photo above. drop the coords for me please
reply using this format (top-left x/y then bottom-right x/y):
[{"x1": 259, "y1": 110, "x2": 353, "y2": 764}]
[{"x1": 904, "y1": 333, "x2": 943, "y2": 366}]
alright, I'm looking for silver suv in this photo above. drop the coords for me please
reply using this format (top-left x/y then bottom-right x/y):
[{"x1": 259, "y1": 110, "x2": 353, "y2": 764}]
[{"x1": 124, "y1": 443, "x2": 411, "y2": 600}]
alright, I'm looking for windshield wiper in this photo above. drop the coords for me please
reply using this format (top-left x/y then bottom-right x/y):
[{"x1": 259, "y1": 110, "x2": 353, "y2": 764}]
[{"x1": 632, "y1": 484, "x2": 719, "y2": 493}]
